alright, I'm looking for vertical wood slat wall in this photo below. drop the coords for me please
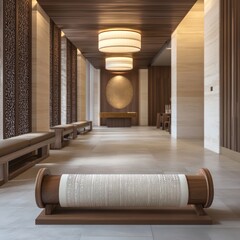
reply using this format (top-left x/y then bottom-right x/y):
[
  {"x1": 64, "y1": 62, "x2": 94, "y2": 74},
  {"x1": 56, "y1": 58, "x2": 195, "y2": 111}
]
[
  {"x1": 3, "y1": 0, "x2": 32, "y2": 139},
  {"x1": 66, "y1": 39, "x2": 77, "y2": 123},
  {"x1": 220, "y1": 0, "x2": 240, "y2": 153},
  {"x1": 50, "y1": 20, "x2": 61, "y2": 127},
  {"x1": 148, "y1": 66, "x2": 171, "y2": 126}
]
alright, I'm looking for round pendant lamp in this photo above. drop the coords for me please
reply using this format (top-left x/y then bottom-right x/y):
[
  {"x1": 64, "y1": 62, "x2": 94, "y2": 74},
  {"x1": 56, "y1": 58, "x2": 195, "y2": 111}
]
[
  {"x1": 105, "y1": 57, "x2": 133, "y2": 71},
  {"x1": 99, "y1": 30, "x2": 141, "y2": 53}
]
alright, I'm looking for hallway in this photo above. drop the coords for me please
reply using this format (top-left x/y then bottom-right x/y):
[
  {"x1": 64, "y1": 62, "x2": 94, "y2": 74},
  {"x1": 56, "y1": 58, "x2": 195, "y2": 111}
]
[{"x1": 0, "y1": 127, "x2": 240, "y2": 239}]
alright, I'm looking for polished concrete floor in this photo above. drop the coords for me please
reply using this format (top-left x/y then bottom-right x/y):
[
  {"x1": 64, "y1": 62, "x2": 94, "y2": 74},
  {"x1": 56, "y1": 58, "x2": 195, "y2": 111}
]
[{"x1": 1, "y1": 127, "x2": 240, "y2": 240}]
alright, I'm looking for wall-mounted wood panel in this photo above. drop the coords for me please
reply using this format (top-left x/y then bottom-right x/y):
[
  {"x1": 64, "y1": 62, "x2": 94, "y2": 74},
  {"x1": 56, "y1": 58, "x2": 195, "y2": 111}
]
[
  {"x1": 50, "y1": 20, "x2": 61, "y2": 127},
  {"x1": 66, "y1": 39, "x2": 77, "y2": 123},
  {"x1": 100, "y1": 70, "x2": 139, "y2": 126},
  {"x1": 3, "y1": 0, "x2": 32, "y2": 139},
  {"x1": 220, "y1": 0, "x2": 240, "y2": 153},
  {"x1": 148, "y1": 66, "x2": 171, "y2": 126}
]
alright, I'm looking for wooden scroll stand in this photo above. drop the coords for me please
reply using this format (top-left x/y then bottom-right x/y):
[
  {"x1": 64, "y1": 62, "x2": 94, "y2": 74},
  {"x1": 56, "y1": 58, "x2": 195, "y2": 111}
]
[{"x1": 35, "y1": 168, "x2": 214, "y2": 225}]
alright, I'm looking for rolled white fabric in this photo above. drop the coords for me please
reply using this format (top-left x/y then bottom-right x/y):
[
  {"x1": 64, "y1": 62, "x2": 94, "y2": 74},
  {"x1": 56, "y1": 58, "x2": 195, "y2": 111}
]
[{"x1": 59, "y1": 174, "x2": 189, "y2": 208}]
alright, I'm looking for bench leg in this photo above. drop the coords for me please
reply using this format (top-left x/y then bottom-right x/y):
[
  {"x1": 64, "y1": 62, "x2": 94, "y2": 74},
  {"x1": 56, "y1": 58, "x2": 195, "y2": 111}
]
[
  {"x1": 89, "y1": 121, "x2": 92, "y2": 131},
  {"x1": 51, "y1": 129, "x2": 64, "y2": 149},
  {"x1": 73, "y1": 126, "x2": 78, "y2": 139},
  {"x1": 38, "y1": 145, "x2": 49, "y2": 158},
  {"x1": 3, "y1": 162, "x2": 8, "y2": 184}
]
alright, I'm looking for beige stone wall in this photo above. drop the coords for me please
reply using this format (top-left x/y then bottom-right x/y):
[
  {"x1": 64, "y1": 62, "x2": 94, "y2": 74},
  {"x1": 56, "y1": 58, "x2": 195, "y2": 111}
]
[
  {"x1": 204, "y1": 0, "x2": 220, "y2": 153},
  {"x1": 171, "y1": 0, "x2": 204, "y2": 139},
  {"x1": 77, "y1": 53, "x2": 87, "y2": 121},
  {"x1": 32, "y1": 0, "x2": 50, "y2": 131},
  {"x1": 92, "y1": 67, "x2": 100, "y2": 126},
  {"x1": 139, "y1": 69, "x2": 148, "y2": 126},
  {"x1": 61, "y1": 37, "x2": 67, "y2": 124},
  {"x1": 85, "y1": 61, "x2": 100, "y2": 125}
]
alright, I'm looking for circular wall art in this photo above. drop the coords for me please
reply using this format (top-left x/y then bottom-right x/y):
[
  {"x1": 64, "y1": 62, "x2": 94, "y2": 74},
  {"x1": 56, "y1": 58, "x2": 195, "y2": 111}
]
[{"x1": 106, "y1": 75, "x2": 133, "y2": 109}]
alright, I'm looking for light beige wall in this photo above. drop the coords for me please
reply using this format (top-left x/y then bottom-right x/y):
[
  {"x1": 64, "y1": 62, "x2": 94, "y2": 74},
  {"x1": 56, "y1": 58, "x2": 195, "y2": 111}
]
[
  {"x1": 92, "y1": 67, "x2": 100, "y2": 126},
  {"x1": 85, "y1": 61, "x2": 100, "y2": 125},
  {"x1": 171, "y1": 34, "x2": 177, "y2": 136},
  {"x1": 77, "y1": 53, "x2": 87, "y2": 120},
  {"x1": 171, "y1": 0, "x2": 204, "y2": 139},
  {"x1": 32, "y1": 0, "x2": 50, "y2": 131},
  {"x1": 61, "y1": 37, "x2": 67, "y2": 124},
  {"x1": 204, "y1": 0, "x2": 220, "y2": 153},
  {"x1": 139, "y1": 69, "x2": 148, "y2": 126}
]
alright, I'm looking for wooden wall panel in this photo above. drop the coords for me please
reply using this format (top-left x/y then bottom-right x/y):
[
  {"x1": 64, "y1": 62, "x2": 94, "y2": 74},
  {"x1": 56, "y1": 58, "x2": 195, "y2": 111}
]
[
  {"x1": 37, "y1": 0, "x2": 198, "y2": 69},
  {"x1": 50, "y1": 20, "x2": 61, "y2": 127},
  {"x1": 148, "y1": 66, "x2": 171, "y2": 126},
  {"x1": 66, "y1": 39, "x2": 77, "y2": 123},
  {"x1": 3, "y1": 0, "x2": 32, "y2": 139},
  {"x1": 220, "y1": 0, "x2": 240, "y2": 153},
  {"x1": 100, "y1": 70, "x2": 139, "y2": 126}
]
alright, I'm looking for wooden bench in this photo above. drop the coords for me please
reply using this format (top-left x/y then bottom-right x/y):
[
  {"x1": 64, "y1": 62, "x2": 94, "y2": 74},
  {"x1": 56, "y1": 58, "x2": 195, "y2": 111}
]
[
  {"x1": 0, "y1": 132, "x2": 55, "y2": 185},
  {"x1": 72, "y1": 121, "x2": 92, "y2": 138},
  {"x1": 51, "y1": 121, "x2": 92, "y2": 149},
  {"x1": 50, "y1": 124, "x2": 74, "y2": 150},
  {"x1": 100, "y1": 112, "x2": 137, "y2": 127}
]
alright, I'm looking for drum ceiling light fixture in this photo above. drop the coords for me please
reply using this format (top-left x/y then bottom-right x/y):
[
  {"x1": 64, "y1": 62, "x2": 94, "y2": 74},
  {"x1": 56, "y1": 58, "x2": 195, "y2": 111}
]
[
  {"x1": 99, "y1": 29, "x2": 141, "y2": 53},
  {"x1": 105, "y1": 57, "x2": 133, "y2": 71}
]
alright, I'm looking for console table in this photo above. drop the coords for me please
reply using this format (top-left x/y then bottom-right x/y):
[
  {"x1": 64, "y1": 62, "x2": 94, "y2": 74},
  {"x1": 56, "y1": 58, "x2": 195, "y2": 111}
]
[{"x1": 100, "y1": 112, "x2": 137, "y2": 127}]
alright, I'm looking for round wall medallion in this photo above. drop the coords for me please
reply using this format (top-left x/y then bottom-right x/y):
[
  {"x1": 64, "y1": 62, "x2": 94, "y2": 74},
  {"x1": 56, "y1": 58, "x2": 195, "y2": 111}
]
[{"x1": 106, "y1": 75, "x2": 133, "y2": 109}]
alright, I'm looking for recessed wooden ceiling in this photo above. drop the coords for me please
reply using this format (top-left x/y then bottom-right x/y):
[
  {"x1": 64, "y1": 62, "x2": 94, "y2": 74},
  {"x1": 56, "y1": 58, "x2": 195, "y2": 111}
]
[{"x1": 37, "y1": 0, "x2": 197, "y2": 69}]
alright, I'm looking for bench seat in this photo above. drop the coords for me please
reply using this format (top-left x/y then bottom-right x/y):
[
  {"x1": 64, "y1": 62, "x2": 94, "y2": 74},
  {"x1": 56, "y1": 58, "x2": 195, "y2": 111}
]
[
  {"x1": 50, "y1": 124, "x2": 73, "y2": 131},
  {"x1": 0, "y1": 132, "x2": 55, "y2": 185},
  {"x1": 0, "y1": 138, "x2": 30, "y2": 157},
  {"x1": 15, "y1": 132, "x2": 55, "y2": 145},
  {"x1": 50, "y1": 121, "x2": 92, "y2": 149}
]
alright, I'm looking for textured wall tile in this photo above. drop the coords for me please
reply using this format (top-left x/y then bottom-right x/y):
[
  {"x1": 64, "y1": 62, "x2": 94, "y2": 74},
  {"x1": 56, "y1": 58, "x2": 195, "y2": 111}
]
[
  {"x1": 78, "y1": 54, "x2": 87, "y2": 121},
  {"x1": 139, "y1": 69, "x2": 148, "y2": 126},
  {"x1": 61, "y1": 37, "x2": 67, "y2": 124},
  {"x1": 32, "y1": 3, "x2": 50, "y2": 131},
  {"x1": 171, "y1": 0, "x2": 204, "y2": 139},
  {"x1": 204, "y1": 0, "x2": 220, "y2": 153}
]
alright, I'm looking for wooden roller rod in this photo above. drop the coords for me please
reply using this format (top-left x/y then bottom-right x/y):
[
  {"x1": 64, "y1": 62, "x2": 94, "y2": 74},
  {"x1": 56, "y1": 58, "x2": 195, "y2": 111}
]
[{"x1": 35, "y1": 168, "x2": 214, "y2": 209}]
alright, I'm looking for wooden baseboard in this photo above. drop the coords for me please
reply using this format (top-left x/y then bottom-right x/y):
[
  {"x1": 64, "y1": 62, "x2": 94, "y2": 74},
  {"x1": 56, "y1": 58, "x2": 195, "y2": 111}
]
[
  {"x1": 221, "y1": 147, "x2": 240, "y2": 162},
  {"x1": 36, "y1": 206, "x2": 213, "y2": 225}
]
